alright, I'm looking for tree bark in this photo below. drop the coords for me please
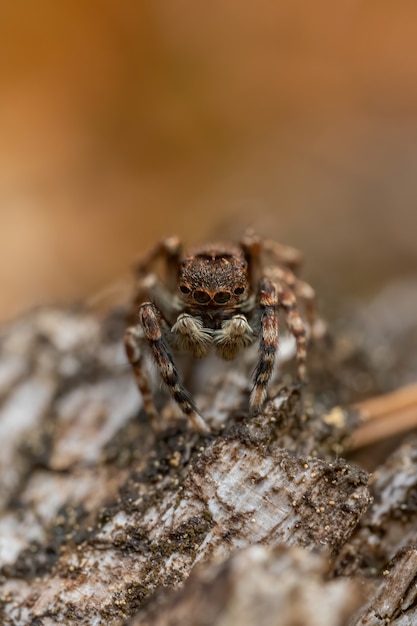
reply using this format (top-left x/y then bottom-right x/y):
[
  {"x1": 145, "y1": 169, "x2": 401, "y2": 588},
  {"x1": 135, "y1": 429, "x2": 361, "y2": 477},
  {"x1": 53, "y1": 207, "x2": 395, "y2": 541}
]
[{"x1": 0, "y1": 279, "x2": 417, "y2": 625}]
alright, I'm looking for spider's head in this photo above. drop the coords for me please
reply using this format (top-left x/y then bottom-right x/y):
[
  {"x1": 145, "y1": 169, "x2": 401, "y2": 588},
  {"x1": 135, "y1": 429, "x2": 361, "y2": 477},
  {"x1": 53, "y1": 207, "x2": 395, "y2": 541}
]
[{"x1": 178, "y1": 244, "x2": 249, "y2": 308}]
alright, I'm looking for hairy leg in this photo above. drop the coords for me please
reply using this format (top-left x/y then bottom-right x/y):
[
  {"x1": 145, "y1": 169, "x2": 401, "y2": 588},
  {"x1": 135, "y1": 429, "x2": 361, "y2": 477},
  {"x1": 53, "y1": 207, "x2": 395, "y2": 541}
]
[
  {"x1": 276, "y1": 286, "x2": 307, "y2": 380},
  {"x1": 258, "y1": 237, "x2": 326, "y2": 340},
  {"x1": 134, "y1": 273, "x2": 182, "y2": 321},
  {"x1": 241, "y1": 229, "x2": 303, "y2": 277},
  {"x1": 134, "y1": 235, "x2": 182, "y2": 290},
  {"x1": 266, "y1": 268, "x2": 326, "y2": 339},
  {"x1": 135, "y1": 302, "x2": 208, "y2": 432},
  {"x1": 264, "y1": 265, "x2": 296, "y2": 288},
  {"x1": 128, "y1": 236, "x2": 183, "y2": 323},
  {"x1": 250, "y1": 278, "x2": 279, "y2": 415},
  {"x1": 124, "y1": 325, "x2": 160, "y2": 431},
  {"x1": 262, "y1": 238, "x2": 303, "y2": 272},
  {"x1": 294, "y1": 279, "x2": 327, "y2": 339}
]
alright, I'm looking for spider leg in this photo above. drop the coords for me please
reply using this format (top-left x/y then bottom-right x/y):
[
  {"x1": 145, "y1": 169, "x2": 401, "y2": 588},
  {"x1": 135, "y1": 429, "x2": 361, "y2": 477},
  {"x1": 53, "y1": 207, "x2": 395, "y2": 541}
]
[
  {"x1": 277, "y1": 286, "x2": 307, "y2": 380},
  {"x1": 264, "y1": 265, "x2": 296, "y2": 289},
  {"x1": 133, "y1": 273, "x2": 182, "y2": 322},
  {"x1": 124, "y1": 325, "x2": 160, "y2": 431},
  {"x1": 262, "y1": 238, "x2": 303, "y2": 272},
  {"x1": 250, "y1": 278, "x2": 279, "y2": 415},
  {"x1": 128, "y1": 236, "x2": 183, "y2": 323},
  {"x1": 134, "y1": 235, "x2": 182, "y2": 290},
  {"x1": 241, "y1": 229, "x2": 303, "y2": 275},
  {"x1": 266, "y1": 267, "x2": 326, "y2": 339},
  {"x1": 240, "y1": 230, "x2": 263, "y2": 285},
  {"x1": 294, "y1": 279, "x2": 327, "y2": 339},
  {"x1": 127, "y1": 302, "x2": 209, "y2": 432}
]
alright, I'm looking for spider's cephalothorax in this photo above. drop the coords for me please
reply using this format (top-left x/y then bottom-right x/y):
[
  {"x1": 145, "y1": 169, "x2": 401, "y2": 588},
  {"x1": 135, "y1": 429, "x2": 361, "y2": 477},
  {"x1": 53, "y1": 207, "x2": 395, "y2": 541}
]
[
  {"x1": 125, "y1": 232, "x2": 322, "y2": 432},
  {"x1": 178, "y1": 244, "x2": 249, "y2": 313}
]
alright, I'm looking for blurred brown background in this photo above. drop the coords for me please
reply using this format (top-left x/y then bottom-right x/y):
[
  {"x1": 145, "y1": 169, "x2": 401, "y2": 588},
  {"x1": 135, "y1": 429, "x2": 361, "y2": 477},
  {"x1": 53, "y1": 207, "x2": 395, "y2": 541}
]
[{"x1": 1, "y1": 1, "x2": 417, "y2": 322}]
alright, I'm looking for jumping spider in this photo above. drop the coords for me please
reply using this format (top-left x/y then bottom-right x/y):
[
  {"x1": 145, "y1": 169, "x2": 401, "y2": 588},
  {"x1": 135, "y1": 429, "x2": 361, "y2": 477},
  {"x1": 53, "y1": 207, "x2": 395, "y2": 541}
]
[{"x1": 125, "y1": 231, "x2": 321, "y2": 432}]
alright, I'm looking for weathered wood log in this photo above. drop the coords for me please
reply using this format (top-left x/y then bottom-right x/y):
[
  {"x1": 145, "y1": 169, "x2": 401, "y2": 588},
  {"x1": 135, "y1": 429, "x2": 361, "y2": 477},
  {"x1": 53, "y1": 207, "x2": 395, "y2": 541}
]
[
  {"x1": 353, "y1": 546, "x2": 417, "y2": 626},
  {"x1": 0, "y1": 278, "x2": 416, "y2": 625},
  {"x1": 133, "y1": 545, "x2": 364, "y2": 626},
  {"x1": 0, "y1": 306, "x2": 368, "y2": 624},
  {"x1": 335, "y1": 437, "x2": 417, "y2": 577}
]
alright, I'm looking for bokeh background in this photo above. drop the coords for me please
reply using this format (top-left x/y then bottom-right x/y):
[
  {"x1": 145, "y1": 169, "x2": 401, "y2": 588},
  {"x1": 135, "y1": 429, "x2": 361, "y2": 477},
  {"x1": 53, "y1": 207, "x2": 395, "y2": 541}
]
[{"x1": 1, "y1": 1, "x2": 417, "y2": 322}]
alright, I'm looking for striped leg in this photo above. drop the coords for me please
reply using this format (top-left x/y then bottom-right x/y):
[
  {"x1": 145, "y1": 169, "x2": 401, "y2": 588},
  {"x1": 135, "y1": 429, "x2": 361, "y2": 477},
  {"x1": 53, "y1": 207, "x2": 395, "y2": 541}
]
[
  {"x1": 124, "y1": 325, "x2": 159, "y2": 431},
  {"x1": 262, "y1": 238, "x2": 303, "y2": 271},
  {"x1": 277, "y1": 287, "x2": 307, "y2": 381},
  {"x1": 294, "y1": 279, "x2": 327, "y2": 339},
  {"x1": 241, "y1": 229, "x2": 303, "y2": 274},
  {"x1": 250, "y1": 279, "x2": 279, "y2": 415},
  {"x1": 134, "y1": 236, "x2": 182, "y2": 291},
  {"x1": 128, "y1": 236, "x2": 183, "y2": 324},
  {"x1": 134, "y1": 302, "x2": 208, "y2": 432},
  {"x1": 265, "y1": 267, "x2": 325, "y2": 341}
]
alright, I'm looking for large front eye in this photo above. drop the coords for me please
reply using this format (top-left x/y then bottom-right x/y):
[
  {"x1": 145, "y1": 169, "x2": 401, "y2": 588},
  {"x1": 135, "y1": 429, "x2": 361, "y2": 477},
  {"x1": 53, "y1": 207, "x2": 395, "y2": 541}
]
[
  {"x1": 193, "y1": 290, "x2": 210, "y2": 303},
  {"x1": 214, "y1": 291, "x2": 231, "y2": 304}
]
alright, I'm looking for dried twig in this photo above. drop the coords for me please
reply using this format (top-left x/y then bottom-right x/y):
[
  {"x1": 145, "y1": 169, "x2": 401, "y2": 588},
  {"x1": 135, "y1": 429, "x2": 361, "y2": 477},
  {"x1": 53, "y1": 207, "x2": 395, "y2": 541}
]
[{"x1": 349, "y1": 383, "x2": 417, "y2": 449}]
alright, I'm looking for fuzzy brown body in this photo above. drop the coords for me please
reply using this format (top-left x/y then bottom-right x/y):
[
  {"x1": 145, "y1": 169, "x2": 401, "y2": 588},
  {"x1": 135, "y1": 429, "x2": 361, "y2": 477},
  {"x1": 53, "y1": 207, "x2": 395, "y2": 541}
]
[
  {"x1": 179, "y1": 244, "x2": 253, "y2": 329},
  {"x1": 125, "y1": 231, "x2": 321, "y2": 431}
]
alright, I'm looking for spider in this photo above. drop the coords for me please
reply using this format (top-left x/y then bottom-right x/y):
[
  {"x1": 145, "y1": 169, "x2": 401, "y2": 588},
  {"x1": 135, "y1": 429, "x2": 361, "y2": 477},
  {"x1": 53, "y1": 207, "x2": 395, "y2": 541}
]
[{"x1": 124, "y1": 231, "x2": 321, "y2": 432}]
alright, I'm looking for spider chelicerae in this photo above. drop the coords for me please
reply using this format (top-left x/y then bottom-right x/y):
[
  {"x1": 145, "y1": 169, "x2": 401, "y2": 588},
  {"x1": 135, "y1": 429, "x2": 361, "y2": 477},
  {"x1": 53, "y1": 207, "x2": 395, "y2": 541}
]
[{"x1": 124, "y1": 231, "x2": 322, "y2": 432}]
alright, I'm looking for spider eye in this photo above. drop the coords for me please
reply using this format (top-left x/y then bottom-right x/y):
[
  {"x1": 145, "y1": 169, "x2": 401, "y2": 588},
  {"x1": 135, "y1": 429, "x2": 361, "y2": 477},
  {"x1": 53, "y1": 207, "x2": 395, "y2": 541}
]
[
  {"x1": 193, "y1": 290, "x2": 210, "y2": 303},
  {"x1": 179, "y1": 285, "x2": 191, "y2": 294},
  {"x1": 214, "y1": 291, "x2": 231, "y2": 304},
  {"x1": 234, "y1": 287, "x2": 245, "y2": 295}
]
